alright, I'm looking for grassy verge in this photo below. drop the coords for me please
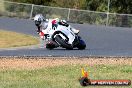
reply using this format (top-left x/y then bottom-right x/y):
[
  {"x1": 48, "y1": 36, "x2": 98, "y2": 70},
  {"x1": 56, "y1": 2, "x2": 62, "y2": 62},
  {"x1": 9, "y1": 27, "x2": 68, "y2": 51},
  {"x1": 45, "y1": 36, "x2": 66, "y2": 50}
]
[
  {"x1": 0, "y1": 60, "x2": 131, "y2": 88},
  {"x1": 0, "y1": 30, "x2": 39, "y2": 48}
]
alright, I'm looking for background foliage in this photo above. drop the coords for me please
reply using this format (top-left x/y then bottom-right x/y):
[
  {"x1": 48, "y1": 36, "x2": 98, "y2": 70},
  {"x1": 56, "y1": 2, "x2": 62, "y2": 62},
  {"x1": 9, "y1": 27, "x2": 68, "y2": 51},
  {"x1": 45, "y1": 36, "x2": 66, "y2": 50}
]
[
  {"x1": 6, "y1": 0, "x2": 132, "y2": 14},
  {"x1": 4, "y1": 0, "x2": 132, "y2": 27}
]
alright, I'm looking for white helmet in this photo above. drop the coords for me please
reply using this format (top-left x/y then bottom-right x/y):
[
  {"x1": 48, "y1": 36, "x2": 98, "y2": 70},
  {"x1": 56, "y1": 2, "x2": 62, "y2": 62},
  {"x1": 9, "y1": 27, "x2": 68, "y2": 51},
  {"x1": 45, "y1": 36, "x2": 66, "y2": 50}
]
[{"x1": 34, "y1": 14, "x2": 45, "y2": 26}]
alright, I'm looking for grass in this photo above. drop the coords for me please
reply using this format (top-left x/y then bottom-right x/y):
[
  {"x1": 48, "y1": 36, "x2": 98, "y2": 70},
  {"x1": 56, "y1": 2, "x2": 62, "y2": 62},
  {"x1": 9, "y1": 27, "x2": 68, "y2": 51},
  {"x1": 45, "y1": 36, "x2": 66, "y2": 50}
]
[
  {"x1": 0, "y1": 30, "x2": 39, "y2": 48},
  {"x1": 0, "y1": 64, "x2": 131, "y2": 88}
]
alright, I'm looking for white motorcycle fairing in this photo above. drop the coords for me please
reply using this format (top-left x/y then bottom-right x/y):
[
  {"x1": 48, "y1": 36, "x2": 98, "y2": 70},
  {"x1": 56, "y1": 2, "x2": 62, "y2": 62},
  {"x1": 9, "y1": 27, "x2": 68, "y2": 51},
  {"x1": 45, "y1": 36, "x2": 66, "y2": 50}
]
[
  {"x1": 55, "y1": 25, "x2": 76, "y2": 45},
  {"x1": 42, "y1": 19, "x2": 76, "y2": 45}
]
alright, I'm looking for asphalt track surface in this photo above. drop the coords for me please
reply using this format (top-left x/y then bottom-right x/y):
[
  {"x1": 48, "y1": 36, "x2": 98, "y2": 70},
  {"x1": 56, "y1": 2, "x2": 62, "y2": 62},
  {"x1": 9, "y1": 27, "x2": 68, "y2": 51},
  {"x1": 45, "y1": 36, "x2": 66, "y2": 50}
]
[{"x1": 0, "y1": 17, "x2": 132, "y2": 57}]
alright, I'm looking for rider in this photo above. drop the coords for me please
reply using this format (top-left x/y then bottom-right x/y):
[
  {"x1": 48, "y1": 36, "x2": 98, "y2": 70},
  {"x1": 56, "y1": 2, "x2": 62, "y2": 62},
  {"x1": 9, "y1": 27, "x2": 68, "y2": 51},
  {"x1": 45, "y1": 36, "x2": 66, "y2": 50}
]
[{"x1": 34, "y1": 14, "x2": 79, "y2": 37}]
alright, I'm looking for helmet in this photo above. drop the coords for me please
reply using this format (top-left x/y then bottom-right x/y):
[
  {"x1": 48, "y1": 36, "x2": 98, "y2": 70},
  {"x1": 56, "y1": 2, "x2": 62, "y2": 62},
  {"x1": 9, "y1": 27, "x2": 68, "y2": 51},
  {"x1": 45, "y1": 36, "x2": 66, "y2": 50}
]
[{"x1": 34, "y1": 14, "x2": 45, "y2": 26}]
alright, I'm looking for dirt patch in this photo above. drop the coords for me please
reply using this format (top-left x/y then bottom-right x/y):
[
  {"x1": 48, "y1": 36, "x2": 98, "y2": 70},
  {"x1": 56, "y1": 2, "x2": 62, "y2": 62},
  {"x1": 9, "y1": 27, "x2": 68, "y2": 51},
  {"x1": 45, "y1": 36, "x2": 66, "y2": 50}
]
[{"x1": 0, "y1": 57, "x2": 131, "y2": 70}]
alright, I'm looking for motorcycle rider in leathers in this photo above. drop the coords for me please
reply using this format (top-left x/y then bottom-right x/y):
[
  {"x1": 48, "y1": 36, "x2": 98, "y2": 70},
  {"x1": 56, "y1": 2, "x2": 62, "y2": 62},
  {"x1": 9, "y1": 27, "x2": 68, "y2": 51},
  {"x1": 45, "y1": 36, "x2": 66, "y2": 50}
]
[{"x1": 34, "y1": 14, "x2": 79, "y2": 48}]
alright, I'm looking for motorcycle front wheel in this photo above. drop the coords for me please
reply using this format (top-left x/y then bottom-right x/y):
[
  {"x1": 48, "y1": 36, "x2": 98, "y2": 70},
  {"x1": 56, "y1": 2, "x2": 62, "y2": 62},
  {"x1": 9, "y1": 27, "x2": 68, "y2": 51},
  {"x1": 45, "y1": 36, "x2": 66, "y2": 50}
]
[{"x1": 77, "y1": 39, "x2": 86, "y2": 50}]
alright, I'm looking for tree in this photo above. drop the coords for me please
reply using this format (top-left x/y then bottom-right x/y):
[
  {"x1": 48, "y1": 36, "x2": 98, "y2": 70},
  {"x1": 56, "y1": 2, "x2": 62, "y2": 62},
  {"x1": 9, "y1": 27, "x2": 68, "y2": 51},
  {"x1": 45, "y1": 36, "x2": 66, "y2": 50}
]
[
  {"x1": 110, "y1": 0, "x2": 132, "y2": 14},
  {"x1": 85, "y1": 0, "x2": 107, "y2": 12},
  {"x1": 50, "y1": 0, "x2": 86, "y2": 9},
  {"x1": 6, "y1": 0, "x2": 52, "y2": 6},
  {"x1": 110, "y1": 0, "x2": 132, "y2": 27}
]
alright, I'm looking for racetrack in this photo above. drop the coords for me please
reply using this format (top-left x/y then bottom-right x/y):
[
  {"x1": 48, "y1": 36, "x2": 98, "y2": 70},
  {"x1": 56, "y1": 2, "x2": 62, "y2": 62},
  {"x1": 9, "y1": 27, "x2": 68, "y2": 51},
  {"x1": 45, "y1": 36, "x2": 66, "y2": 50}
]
[{"x1": 0, "y1": 17, "x2": 132, "y2": 57}]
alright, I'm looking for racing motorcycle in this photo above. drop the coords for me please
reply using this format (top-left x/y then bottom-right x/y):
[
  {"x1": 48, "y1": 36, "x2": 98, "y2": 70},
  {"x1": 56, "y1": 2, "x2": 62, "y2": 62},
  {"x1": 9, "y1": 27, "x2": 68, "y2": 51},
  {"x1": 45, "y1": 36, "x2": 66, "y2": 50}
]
[{"x1": 39, "y1": 20, "x2": 86, "y2": 50}]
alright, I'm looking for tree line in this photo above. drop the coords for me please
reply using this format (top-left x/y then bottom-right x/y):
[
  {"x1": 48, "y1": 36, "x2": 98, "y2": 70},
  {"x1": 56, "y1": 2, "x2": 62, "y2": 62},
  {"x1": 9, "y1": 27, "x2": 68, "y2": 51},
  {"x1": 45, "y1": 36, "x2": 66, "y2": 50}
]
[
  {"x1": 6, "y1": 0, "x2": 132, "y2": 14},
  {"x1": 4, "y1": 0, "x2": 132, "y2": 27}
]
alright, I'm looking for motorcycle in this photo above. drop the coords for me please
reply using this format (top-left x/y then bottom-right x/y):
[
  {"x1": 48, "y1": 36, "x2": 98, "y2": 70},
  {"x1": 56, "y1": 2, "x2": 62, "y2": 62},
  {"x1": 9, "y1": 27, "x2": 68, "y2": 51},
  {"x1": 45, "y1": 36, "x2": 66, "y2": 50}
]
[{"x1": 39, "y1": 20, "x2": 86, "y2": 50}]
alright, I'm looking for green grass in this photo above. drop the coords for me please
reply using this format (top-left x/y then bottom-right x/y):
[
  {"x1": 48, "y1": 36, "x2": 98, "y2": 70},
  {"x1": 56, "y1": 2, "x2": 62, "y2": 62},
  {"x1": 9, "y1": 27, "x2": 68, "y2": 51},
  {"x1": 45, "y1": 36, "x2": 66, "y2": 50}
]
[
  {"x1": 0, "y1": 64, "x2": 131, "y2": 88},
  {"x1": 0, "y1": 30, "x2": 39, "y2": 48}
]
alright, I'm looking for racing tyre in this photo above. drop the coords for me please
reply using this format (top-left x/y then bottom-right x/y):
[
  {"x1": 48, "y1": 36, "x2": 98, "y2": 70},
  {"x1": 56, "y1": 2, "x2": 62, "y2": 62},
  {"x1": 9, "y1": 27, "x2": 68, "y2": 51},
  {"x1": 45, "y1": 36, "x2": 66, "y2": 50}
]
[
  {"x1": 55, "y1": 35, "x2": 73, "y2": 50},
  {"x1": 77, "y1": 39, "x2": 86, "y2": 50},
  {"x1": 46, "y1": 40, "x2": 59, "y2": 50},
  {"x1": 46, "y1": 43, "x2": 54, "y2": 50}
]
